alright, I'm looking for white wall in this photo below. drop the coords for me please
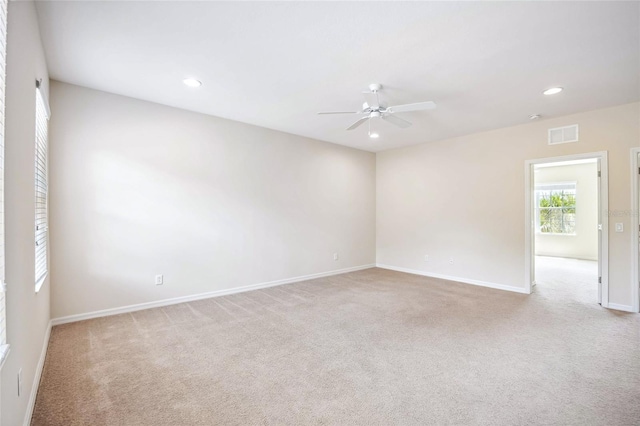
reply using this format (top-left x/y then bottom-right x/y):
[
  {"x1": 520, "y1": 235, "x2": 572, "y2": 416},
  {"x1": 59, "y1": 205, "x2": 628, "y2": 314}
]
[
  {"x1": 377, "y1": 102, "x2": 639, "y2": 307},
  {"x1": 1, "y1": 1, "x2": 51, "y2": 425},
  {"x1": 534, "y1": 162, "x2": 598, "y2": 260},
  {"x1": 49, "y1": 82, "x2": 376, "y2": 319}
]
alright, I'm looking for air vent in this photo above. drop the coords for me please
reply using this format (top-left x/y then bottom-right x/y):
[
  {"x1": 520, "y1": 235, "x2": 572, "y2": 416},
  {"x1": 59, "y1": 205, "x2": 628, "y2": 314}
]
[{"x1": 548, "y1": 124, "x2": 579, "y2": 145}]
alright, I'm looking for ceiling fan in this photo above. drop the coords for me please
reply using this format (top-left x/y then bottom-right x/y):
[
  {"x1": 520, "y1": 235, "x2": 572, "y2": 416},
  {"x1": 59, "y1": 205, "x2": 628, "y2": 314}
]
[{"x1": 318, "y1": 83, "x2": 436, "y2": 136}]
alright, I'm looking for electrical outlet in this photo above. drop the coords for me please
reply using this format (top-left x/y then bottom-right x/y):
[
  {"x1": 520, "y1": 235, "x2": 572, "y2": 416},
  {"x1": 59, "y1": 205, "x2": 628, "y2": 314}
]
[
  {"x1": 155, "y1": 274, "x2": 163, "y2": 285},
  {"x1": 449, "y1": 257, "x2": 454, "y2": 264},
  {"x1": 424, "y1": 255, "x2": 429, "y2": 262},
  {"x1": 18, "y1": 368, "x2": 22, "y2": 397},
  {"x1": 333, "y1": 253, "x2": 339, "y2": 261}
]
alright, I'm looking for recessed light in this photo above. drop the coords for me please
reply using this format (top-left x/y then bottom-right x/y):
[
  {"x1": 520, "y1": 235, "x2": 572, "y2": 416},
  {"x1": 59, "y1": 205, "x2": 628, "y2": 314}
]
[
  {"x1": 183, "y1": 78, "x2": 202, "y2": 88},
  {"x1": 529, "y1": 114, "x2": 541, "y2": 120},
  {"x1": 543, "y1": 87, "x2": 563, "y2": 95},
  {"x1": 369, "y1": 132, "x2": 379, "y2": 139}
]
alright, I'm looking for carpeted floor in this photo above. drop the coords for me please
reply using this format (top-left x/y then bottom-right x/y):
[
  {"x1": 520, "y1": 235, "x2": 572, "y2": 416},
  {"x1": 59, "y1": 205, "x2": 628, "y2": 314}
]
[
  {"x1": 32, "y1": 267, "x2": 640, "y2": 425},
  {"x1": 535, "y1": 255, "x2": 598, "y2": 305}
]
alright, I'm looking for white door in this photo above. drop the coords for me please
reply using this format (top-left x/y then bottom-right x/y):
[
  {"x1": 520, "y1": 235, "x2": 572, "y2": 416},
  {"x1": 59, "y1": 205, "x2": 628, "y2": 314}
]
[
  {"x1": 597, "y1": 158, "x2": 602, "y2": 305},
  {"x1": 637, "y1": 153, "x2": 640, "y2": 306}
]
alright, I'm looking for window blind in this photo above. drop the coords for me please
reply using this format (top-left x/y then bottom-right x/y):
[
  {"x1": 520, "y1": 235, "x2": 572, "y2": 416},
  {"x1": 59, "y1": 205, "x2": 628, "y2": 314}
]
[
  {"x1": 35, "y1": 81, "x2": 49, "y2": 289},
  {"x1": 0, "y1": 0, "x2": 8, "y2": 351}
]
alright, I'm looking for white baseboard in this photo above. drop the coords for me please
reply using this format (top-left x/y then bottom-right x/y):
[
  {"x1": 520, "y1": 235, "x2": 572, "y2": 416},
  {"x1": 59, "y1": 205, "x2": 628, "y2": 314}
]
[
  {"x1": 607, "y1": 303, "x2": 635, "y2": 313},
  {"x1": 51, "y1": 264, "x2": 376, "y2": 326},
  {"x1": 23, "y1": 320, "x2": 52, "y2": 426},
  {"x1": 376, "y1": 263, "x2": 530, "y2": 294}
]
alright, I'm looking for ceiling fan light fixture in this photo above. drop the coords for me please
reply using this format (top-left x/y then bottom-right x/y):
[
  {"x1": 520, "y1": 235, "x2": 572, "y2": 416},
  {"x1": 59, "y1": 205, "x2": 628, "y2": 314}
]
[
  {"x1": 367, "y1": 115, "x2": 379, "y2": 139},
  {"x1": 183, "y1": 78, "x2": 202, "y2": 88},
  {"x1": 543, "y1": 87, "x2": 563, "y2": 95}
]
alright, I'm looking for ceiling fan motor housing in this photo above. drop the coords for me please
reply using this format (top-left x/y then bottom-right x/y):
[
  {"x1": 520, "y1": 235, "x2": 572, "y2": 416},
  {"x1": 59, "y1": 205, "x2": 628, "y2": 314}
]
[{"x1": 362, "y1": 102, "x2": 386, "y2": 114}]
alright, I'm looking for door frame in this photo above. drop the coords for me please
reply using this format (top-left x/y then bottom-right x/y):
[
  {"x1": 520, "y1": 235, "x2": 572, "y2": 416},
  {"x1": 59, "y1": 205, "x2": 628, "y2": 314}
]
[
  {"x1": 524, "y1": 151, "x2": 609, "y2": 305},
  {"x1": 630, "y1": 148, "x2": 640, "y2": 313}
]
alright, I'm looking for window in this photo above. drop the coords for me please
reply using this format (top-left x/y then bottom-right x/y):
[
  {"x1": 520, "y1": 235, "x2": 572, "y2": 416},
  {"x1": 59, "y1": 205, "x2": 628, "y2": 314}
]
[
  {"x1": 35, "y1": 81, "x2": 50, "y2": 291},
  {"x1": 0, "y1": 0, "x2": 8, "y2": 362},
  {"x1": 535, "y1": 183, "x2": 577, "y2": 235}
]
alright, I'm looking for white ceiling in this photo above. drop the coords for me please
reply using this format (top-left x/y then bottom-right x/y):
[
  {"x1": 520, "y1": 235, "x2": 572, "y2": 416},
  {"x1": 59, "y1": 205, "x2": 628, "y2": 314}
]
[{"x1": 35, "y1": 1, "x2": 639, "y2": 152}]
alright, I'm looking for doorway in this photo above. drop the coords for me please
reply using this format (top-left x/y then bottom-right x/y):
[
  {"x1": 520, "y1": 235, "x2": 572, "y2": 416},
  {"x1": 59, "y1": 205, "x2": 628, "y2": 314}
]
[{"x1": 524, "y1": 152, "x2": 608, "y2": 306}]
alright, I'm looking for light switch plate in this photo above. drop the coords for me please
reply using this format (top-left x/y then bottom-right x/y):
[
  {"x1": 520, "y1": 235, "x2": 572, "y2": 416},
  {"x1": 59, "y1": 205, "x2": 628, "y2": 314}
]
[{"x1": 615, "y1": 223, "x2": 624, "y2": 233}]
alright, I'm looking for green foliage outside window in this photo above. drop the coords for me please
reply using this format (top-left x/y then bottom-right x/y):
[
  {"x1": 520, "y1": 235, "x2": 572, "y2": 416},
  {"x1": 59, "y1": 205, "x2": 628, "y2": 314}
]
[{"x1": 538, "y1": 191, "x2": 576, "y2": 234}]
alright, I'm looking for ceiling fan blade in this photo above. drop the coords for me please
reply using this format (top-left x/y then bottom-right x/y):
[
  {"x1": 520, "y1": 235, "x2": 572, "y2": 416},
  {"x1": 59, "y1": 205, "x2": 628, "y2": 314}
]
[
  {"x1": 317, "y1": 111, "x2": 360, "y2": 115},
  {"x1": 387, "y1": 101, "x2": 436, "y2": 113},
  {"x1": 347, "y1": 116, "x2": 370, "y2": 130},
  {"x1": 382, "y1": 114, "x2": 412, "y2": 128}
]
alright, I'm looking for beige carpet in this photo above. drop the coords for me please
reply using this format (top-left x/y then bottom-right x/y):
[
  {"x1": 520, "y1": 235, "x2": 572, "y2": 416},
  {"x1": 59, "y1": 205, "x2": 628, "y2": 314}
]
[
  {"x1": 535, "y1": 255, "x2": 598, "y2": 305},
  {"x1": 32, "y1": 267, "x2": 640, "y2": 425}
]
